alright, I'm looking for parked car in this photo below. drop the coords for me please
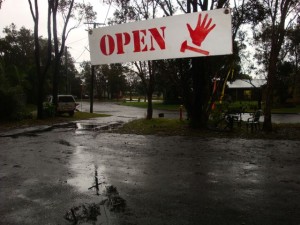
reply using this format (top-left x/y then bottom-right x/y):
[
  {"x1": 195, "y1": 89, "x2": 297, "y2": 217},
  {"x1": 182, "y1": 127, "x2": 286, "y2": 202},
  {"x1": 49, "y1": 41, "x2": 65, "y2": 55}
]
[{"x1": 48, "y1": 95, "x2": 78, "y2": 116}]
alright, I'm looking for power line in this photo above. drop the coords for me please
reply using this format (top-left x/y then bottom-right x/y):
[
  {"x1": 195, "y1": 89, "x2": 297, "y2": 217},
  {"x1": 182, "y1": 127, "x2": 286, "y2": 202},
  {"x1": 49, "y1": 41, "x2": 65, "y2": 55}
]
[
  {"x1": 84, "y1": 22, "x2": 105, "y2": 27},
  {"x1": 68, "y1": 37, "x2": 87, "y2": 45},
  {"x1": 83, "y1": 22, "x2": 104, "y2": 114},
  {"x1": 75, "y1": 46, "x2": 88, "y2": 62},
  {"x1": 104, "y1": 0, "x2": 112, "y2": 25}
]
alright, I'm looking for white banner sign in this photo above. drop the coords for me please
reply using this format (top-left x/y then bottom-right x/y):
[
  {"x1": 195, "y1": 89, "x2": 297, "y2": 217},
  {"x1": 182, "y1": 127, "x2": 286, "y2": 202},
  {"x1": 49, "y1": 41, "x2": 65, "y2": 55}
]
[{"x1": 88, "y1": 8, "x2": 232, "y2": 65}]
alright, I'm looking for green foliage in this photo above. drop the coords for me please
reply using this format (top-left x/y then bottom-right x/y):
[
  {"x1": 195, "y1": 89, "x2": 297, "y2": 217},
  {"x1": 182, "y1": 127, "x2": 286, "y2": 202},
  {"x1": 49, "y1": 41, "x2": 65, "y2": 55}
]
[
  {"x1": 42, "y1": 102, "x2": 56, "y2": 118},
  {"x1": 0, "y1": 58, "x2": 30, "y2": 120},
  {"x1": 225, "y1": 101, "x2": 258, "y2": 112},
  {"x1": 0, "y1": 25, "x2": 38, "y2": 104},
  {"x1": 80, "y1": 62, "x2": 128, "y2": 100},
  {"x1": 209, "y1": 102, "x2": 229, "y2": 124},
  {"x1": 0, "y1": 87, "x2": 31, "y2": 121},
  {"x1": 0, "y1": 23, "x2": 83, "y2": 120}
]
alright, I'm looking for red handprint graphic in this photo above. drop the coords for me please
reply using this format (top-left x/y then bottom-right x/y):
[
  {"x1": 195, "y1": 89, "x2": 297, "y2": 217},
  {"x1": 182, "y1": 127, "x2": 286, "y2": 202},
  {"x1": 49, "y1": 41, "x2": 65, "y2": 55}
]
[{"x1": 180, "y1": 13, "x2": 216, "y2": 56}]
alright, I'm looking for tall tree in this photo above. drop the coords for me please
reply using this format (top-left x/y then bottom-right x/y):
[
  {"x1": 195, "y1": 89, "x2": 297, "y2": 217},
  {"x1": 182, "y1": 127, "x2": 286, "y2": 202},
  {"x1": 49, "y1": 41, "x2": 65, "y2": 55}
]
[
  {"x1": 49, "y1": 0, "x2": 96, "y2": 107},
  {"x1": 28, "y1": 0, "x2": 52, "y2": 119},
  {"x1": 154, "y1": 0, "x2": 253, "y2": 128},
  {"x1": 0, "y1": 24, "x2": 40, "y2": 119},
  {"x1": 176, "y1": 0, "x2": 232, "y2": 128},
  {"x1": 0, "y1": 24, "x2": 43, "y2": 104},
  {"x1": 253, "y1": 0, "x2": 299, "y2": 131},
  {"x1": 108, "y1": 0, "x2": 159, "y2": 119},
  {"x1": 28, "y1": 0, "x2": 96, "y2": 118},
  {"x1": 133, "y1": 60, "x2": 156, "y2": 119},
  {"x1": 79, "y1": 61, "x2": 92, "y2": 97},
  {"x1": 96, "y1": 63, "x2": 127, "y2": 99},
  {"x1": 283, "y1": 25, "x2": 300, "y2": 104}
]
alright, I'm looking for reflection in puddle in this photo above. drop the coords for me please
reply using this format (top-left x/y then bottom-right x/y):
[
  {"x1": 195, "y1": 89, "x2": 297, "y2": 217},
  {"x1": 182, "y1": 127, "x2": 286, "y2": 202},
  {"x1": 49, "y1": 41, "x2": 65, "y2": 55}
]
[
  {"x1": 65, "y1": 145, "x2": 127, "y2": 224},
  {"x1": 67, "y1": 146, "x2": 107, "y2": 194},
  {"x1": 65, "y1": 203, "x2": 101, "y2": 224},
  {"x1": 88, "y1": 165, "x2": 106, "y2": 196},
  {"x1": 76, "y1": 121, "x2": 124, "y2": 132},
  {"x1": 76, "y1": 123, "x2": 99, "y2": 130},
  {"x1": 64, "y1": 185, "x2": 127, "y2": 224}
]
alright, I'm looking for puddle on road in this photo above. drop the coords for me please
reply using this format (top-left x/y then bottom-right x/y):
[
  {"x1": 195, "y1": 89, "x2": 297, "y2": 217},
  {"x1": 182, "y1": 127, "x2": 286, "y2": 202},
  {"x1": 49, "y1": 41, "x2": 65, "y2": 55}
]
[
  {"x1": 87, "y1": 165, "x2": 106, "y2": 196},
  {"x1": 66, "y1": 154, "x2": 126, "y2": 224},
  {"x1": 0, "y1": 121, "x2": 124, "y2": 139},
  {"x1": 76, "y1": 123, "x2": 99, "y2": 130},
  {"x1": 67, "y1": 164, "x2": 107, "y2": 195},
  {"x1": 67, "y1": 146, "x2": 104, "y2": 194},
  {"x1": 64, "y1": 184, "x2": 126, "y2": 224},
  {"x1": 76, "y1": 121, "x2": 124, "y2": 132},
  {"x1": 65, "y1": 203, "x2": 101, "y2": 224}
]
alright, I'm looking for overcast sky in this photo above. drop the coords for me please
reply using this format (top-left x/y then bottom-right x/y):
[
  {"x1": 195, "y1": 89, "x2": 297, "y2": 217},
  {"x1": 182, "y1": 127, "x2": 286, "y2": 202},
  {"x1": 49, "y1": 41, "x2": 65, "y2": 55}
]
[{"x1": 0, "y1": 0, "x2": 114, "y2": 68}]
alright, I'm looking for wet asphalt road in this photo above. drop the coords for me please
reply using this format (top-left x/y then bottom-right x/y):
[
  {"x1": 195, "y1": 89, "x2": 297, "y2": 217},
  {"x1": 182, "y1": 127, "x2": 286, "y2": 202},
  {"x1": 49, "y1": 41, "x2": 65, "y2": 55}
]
[
  {"x1": 0, "y1": 102, "x2": 300, "y2": 225},
  {"x1": 78, "y1": 101, "x2": 181, "y2": 121},
  {"x1": 78, "y1": 101, "x2": 300, "y2": 123}
]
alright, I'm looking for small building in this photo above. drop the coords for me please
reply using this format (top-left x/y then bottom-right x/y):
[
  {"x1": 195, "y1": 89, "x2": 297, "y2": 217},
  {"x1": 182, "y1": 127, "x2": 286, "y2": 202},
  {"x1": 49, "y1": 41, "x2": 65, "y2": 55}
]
[{"x1": 227, "y1": 79, "x2": 267, "y2": 101}]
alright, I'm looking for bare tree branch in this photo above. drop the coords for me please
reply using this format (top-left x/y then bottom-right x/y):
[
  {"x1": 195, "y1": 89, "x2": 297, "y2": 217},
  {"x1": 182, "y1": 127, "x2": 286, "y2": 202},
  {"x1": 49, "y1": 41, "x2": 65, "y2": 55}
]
[
  {"x1": 0, "y1": 0, "x2": 4, "y2": 9},
  {"x1": 176, "y1": 0, "x2": 187, "y2": 13}
]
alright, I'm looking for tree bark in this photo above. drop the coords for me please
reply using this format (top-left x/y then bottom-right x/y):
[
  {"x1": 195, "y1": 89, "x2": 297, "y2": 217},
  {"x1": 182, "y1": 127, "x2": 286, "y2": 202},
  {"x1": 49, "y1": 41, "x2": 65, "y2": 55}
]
[
  {"x1": 50, "y1": 0, "x2": 74, "y2": 108},
  {"x1": 262, "y1": 0, "x2": 293, "y2": 132},
  {"x1": 146, "y1": 61, "x2": 155, "y2": 120},
  {"x1": 29, "y1": 0, "x2": 53, "y2": 119},
  {"x1": 189, "y1": 57, "x2": 210, "y2": 128},
  {"x1": 28, "y1": 0, "x2": 43, "y2": 119},
  {"x1": 185, "y1": 0, "x2": 210, "y2": 128},
  {"x1": 263, "y1": 57, "x2": 276, "y2": 131},
  {"x1": 146, "y1": 91, "x2": 153, "y2": 119}
]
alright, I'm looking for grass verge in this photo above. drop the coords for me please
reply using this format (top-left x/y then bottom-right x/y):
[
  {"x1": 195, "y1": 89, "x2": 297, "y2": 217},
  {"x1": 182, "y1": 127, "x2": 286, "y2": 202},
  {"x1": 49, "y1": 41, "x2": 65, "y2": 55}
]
[
  {"x1": 121, "y1": 101, "x2": 300, "y2": 113},
  {"x1": 120, "y1": 101, "x2": 182, "y2": 111},
  {"x1": 117, "y1": 118, "x2": 300, "y2": 140}
]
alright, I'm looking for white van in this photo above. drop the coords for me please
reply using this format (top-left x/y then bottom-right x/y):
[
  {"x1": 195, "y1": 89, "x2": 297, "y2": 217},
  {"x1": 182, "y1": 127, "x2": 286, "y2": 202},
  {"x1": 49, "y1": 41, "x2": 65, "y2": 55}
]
[{"x1": 48, "y1": 95, "x2": 78, "y2": 116}]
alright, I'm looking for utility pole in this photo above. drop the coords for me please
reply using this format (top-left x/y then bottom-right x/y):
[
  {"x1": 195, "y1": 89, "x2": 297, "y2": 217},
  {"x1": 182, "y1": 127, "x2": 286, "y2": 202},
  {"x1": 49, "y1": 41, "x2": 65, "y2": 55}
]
[
  {"x1": 65, "y1": 46, "x2": 68, "y2": 94},
  {"x1": 84, "y1": 22, "x2": 104, "y2": 113}
]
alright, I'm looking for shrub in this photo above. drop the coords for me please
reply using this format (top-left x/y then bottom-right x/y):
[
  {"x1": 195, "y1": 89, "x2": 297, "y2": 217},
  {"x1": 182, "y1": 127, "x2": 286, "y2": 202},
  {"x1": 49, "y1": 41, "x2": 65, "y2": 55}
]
[
  {"x1": 0, "y1": 88, "x2": 29, "y2": 121},
  {"x1": 43, "y1": 102, "x2": 56, "y2": 118}
]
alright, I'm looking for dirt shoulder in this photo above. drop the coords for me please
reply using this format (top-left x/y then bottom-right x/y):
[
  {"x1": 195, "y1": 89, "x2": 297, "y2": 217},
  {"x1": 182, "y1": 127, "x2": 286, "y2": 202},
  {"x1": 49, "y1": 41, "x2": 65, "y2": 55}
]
[
  {"x1": 0, "y1": 112, "x2": 110, "y2": 133},
  {"x1": 1, "y1": 117, "x2": 300, "y2": 140}
]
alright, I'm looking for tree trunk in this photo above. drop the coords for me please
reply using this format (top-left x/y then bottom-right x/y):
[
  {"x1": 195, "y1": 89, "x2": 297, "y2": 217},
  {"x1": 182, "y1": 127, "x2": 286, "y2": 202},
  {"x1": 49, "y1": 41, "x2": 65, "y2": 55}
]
[
  {"x1": 34, "y1": 34, "x2": 43, "y2": 119},
  {"x1": 29, "y1": 0, "x2": 53, "y2": 119},
  {"x1": 257, "y1": 88, "x2": 262, "y2": 110},
  {"x1": 36, "y1": 62, "x2": 44, "y2": 119},
  {"x1": 263, "y1": 34, "x2": 280, "y2": 132},
  {"x1": 129, "y1": 91, "x2": 132, "y2": 101},
  {"x1": 263, "y1": 52, "x2": 276, "y2": 132},
  {"x1": 52, "y1": 57, "x2": 60, "y2": 108},
  {"x1": 146, "y1": 91, "x2": 153, "y2": 119},
  {"x1": 262, "y1": 0, "x2": 293, "y2": 132},
  {"x1": 185, "y1": 0, "x2": 210, "y2": 129},
  {"x1": 146, "y1": 61, "x2": 155, "y2": 120},
  {"x1": 189, "y1": 57, "x2": 210, "y2": 128},
  {"x1": 29, "y1": 0, "x2": 43, "y2": 119}
]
